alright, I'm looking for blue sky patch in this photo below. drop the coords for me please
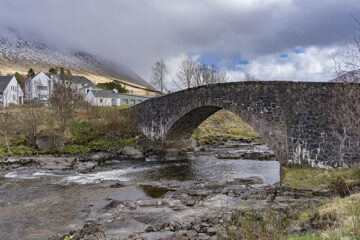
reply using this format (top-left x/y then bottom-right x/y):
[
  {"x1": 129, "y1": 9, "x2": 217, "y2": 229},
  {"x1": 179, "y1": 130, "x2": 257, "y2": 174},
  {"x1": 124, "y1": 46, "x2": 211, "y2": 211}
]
[
  {"x1": 293, "y1": 47, "x2": 305, "y2": 54},
  {"x1": 197, "y1": 52, "x2": 220, "y2": 66},
  {"x1": 280, "y1": 54, "x2": 288, "y2": 58}
]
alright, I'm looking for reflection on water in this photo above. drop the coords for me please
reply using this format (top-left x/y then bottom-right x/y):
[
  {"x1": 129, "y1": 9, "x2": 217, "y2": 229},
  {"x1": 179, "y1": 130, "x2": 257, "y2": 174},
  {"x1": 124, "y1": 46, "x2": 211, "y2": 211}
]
[{"x1": 0, "y1": 145, "x2": 280, "y2": 240}]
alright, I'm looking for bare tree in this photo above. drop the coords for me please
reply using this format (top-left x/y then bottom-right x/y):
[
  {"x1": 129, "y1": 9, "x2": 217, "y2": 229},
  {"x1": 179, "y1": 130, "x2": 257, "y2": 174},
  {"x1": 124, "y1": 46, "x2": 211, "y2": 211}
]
[
  {"x1": 244, "y1": 72, "x2": 259, "y2": 81},
  {"x1": 175, "y1": 58, "x2": 229, "y2": 89},
  {"x1": 328, "y1": 18, "x2": 360, "y2": 167},
  {"x1": 50, "y1": 82, "x2": 81, "y2": 132},
  {"x1": 192, "y1": 64, "x2": 228, "y2": 87},
  {"x1": 151, "y1": 59, "x2": 167, "y2": 93},
  {"x1": 20, "y1": 101, "x2": 43, "y2": 144},
  {"x1": 0, "y1": 107, "x2": 13, "y2": 153},
  {"x1": 176, "y1": 57, "x2": 197, "y2": 89}
]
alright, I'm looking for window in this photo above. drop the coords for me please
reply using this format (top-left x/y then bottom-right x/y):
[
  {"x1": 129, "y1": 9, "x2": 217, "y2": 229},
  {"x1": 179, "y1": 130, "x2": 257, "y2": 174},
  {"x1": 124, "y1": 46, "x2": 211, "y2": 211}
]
[
  {"x1": 37, "y1": 86, "x2": 48, "y2": 91},
  {"x1": 121, "y1": 99, "x2": 128, "y2": 105},
  {"x1": 87, "y1": 89, "x2": 90, "y2": 93},
  {"x1": 11, "y1": 86, "x2": 17, "y2": 91},
  {"x1": 100, "y1": 99, "x2": 103, "y2": 104}
]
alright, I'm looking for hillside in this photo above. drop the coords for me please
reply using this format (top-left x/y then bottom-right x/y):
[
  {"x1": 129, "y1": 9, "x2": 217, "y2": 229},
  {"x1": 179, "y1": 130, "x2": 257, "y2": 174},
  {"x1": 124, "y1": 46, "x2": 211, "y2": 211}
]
[{"x1": 0, "y1": 35, "x2": 156, "y2": 96}]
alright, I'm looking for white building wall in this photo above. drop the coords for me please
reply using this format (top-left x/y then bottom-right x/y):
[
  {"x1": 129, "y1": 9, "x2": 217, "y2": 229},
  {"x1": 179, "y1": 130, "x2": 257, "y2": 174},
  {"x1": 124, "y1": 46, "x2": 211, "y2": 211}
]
[
  {"x1": 25, "y1": 72, "x2": 52, "y2": 101},
  {"x1": 2, "y1": 77, "x2": 24, "y2": 106}
]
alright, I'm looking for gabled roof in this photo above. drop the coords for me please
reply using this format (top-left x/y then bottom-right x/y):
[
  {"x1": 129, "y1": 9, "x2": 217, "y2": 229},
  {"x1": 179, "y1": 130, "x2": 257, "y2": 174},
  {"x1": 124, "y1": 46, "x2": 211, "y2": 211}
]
[
  {"x1": 0, "y1": 75, "x2": 14, "y2": 93},
  {"x1": 60, "y1": 74, "x2": 95, "y2": 86}
]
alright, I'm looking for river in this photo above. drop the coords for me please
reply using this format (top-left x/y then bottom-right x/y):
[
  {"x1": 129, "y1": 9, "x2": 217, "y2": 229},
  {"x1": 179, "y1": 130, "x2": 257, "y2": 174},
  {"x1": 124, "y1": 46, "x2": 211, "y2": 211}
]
[{"x1": 0, "y1": 142, "x2": 280, "y2": 240}]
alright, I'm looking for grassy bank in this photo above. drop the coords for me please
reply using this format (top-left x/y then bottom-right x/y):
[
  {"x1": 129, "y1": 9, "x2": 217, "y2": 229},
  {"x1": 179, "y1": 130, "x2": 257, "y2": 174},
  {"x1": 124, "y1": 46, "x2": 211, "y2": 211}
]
[
  {"x1": 0, "y1": 104, "x2": 137, "y2": 156},
  {"x1": 281, "y1": 166, "x2": 360, "y2": 240},
  {"x1": 192, "y1": 109, "x2": 259, "y2": 142},
  {"x1": 282, "y1": 166, "x2": 360, "y2": 191}
]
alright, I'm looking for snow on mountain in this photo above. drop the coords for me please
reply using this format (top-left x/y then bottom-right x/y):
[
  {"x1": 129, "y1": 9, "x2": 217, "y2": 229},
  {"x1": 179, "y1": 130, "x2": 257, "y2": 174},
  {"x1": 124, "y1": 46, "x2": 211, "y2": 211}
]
[{"x1": 0, "y1": 35, "x2": 153, "y2": 89}]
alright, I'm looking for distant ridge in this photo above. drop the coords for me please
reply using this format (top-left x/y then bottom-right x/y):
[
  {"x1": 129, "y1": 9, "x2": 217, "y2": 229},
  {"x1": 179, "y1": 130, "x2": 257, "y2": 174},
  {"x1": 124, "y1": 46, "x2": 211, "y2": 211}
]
[{"x1": 0, "y1": 34, "x2": 154, "y2": 90}]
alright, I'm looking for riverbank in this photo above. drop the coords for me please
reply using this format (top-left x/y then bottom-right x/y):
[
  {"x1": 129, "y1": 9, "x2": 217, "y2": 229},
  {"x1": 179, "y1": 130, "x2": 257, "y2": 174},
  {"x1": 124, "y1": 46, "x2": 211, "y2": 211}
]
[{"x1": 1, "y1": 140, "x2": 359, "y2": 240}]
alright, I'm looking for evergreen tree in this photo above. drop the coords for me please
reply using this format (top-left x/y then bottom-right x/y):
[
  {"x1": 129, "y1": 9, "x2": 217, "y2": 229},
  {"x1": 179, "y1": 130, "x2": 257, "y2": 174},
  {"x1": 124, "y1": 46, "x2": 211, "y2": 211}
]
[
  {"x1": 28, "y1": 68, "x2": 35, "y2": 77},
  {"x1": 49, "y1": 68, "x2": 57, "y2": 74}
]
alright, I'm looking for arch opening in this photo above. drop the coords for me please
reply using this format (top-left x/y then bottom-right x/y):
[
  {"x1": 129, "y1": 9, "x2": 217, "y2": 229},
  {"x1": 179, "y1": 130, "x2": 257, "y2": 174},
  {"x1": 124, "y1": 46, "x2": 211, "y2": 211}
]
[{"x1": 165, "y1": 106, "x2": 286, "y2": 163}]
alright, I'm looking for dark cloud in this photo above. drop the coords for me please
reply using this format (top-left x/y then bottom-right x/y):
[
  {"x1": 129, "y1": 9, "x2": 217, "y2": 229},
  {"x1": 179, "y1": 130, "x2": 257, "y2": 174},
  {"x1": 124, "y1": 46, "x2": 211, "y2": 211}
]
[{"x1": 0, "y1": 0, "x2": 359, "y2": 79}]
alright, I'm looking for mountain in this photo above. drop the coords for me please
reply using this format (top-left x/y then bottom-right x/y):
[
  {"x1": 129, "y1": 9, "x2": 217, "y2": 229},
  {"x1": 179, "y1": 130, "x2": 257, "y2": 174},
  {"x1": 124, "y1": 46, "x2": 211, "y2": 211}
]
[{"x1": 0, "y1": 34, "x2": 155, "y2": 95}]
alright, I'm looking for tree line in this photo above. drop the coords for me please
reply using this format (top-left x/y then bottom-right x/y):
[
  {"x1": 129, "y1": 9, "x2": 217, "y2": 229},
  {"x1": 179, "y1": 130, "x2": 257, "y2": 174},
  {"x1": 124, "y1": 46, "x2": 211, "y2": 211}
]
[{"x1": 150, "y1": 57, "x2": 230, "y2": 94}]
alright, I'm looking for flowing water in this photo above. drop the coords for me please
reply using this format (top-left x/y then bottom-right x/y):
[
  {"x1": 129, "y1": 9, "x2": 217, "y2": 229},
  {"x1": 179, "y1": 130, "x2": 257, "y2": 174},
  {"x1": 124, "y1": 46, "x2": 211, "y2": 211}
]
[{"x1": 0, "y1": 144, "x2": 280, "y2": 240}]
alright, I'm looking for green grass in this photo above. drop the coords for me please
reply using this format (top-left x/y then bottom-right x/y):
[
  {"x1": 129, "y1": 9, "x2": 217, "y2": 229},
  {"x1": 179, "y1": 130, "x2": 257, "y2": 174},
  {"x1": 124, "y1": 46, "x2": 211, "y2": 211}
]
[
  {"x1": 192, "y1": 109, "x2": 259, "y2": 142},
  {"x1": 120, "y1": 137, "x2": 135, "y2": 145},
  {"x1": 11, "y1": 145, "x2": 36, "y2": 155},
  {"x1": 57, "y1": 144, "x2": 90, "y2": 154},
  {"x1": 88, "y1": 139, "x2": 114, "y2": 151},
  {"x1": 282, "y1": 166, "x2": 360, "y2": 190}
]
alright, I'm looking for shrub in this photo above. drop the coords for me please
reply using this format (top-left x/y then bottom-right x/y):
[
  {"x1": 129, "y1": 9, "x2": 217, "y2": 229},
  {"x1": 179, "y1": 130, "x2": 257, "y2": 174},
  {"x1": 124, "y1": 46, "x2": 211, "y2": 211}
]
[
  {"x1": 224, "y1": 204, "x2": 290, "y2": 240},
  {"x1": 329, "y1": 177, "x2": 350, "y2": 197},
  {"x1": 89, "y1": 107, "x2": 138, "y2": 137}
]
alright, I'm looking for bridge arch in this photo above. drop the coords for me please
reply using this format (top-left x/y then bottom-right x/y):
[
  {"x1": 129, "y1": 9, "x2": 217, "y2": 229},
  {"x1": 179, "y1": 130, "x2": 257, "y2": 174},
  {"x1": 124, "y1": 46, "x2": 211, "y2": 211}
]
[
  {"x1": 164, "y1": 105, "x2": 287, "y2": 163},
  {"x1": 127, "y1": 81, "x2": 360, "y2": 167}
]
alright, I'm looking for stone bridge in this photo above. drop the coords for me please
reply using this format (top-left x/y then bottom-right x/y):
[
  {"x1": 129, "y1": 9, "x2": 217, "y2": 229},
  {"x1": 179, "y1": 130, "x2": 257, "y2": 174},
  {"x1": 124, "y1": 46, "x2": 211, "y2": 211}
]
[{"x1": 126, "y1": 81, "x2": 360, "y2": 167}]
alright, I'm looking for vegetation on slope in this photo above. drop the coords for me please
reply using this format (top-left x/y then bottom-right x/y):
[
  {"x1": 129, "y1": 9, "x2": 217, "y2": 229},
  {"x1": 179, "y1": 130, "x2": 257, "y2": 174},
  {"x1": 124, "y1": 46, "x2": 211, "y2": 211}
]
[
  {"x1": 192, "y1": 109, "x2": 259, "y2": 142},
  {"x1": 0, "y1": 104, "x2": 137, "y2": 156},
  {"x1": 97, "y1": 80, "x2": 129, "y2": 93},
  {"x1": 282, "y1": 166, "x2": 360, "y2": 191}
]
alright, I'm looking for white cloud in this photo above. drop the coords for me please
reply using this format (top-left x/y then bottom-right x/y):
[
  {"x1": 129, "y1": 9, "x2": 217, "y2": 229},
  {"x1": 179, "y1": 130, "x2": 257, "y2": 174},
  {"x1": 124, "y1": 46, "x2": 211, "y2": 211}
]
[{"x1": 228, "y1": 46, "x2": 341, "y2": 82}]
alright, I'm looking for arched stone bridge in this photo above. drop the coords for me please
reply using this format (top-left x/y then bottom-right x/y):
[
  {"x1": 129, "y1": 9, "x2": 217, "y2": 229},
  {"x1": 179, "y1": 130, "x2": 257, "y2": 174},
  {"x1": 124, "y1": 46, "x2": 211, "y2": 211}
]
[{"x1": 126, "y1": 81, "x2": 360, "y2": 167}]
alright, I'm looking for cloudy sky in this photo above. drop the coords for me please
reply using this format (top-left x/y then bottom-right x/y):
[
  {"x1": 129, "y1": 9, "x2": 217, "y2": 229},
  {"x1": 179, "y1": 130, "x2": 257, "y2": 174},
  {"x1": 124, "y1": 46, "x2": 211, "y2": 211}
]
[{"x1": 1, "y1": 0, "x2": 360, "y2": 87}]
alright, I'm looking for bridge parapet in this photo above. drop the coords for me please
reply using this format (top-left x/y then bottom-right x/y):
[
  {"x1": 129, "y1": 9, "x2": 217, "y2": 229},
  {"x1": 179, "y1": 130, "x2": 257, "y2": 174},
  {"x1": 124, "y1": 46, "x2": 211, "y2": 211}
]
[{"x1": 126, "y1": 81, "x2": 360, "y2": 167}]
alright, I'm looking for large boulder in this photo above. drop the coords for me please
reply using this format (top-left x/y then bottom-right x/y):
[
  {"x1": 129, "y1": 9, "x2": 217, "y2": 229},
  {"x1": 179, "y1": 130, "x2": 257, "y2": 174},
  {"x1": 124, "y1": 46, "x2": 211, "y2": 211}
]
[{"x1": 36, "y1": 135, "x2": 65, "y2": 150}]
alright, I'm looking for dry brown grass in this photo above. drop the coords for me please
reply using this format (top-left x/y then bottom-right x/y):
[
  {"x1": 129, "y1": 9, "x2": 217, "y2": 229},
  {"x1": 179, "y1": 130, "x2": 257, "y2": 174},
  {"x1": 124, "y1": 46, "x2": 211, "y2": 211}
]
[{"x1": 192, "y1": 109, "x2": 259, "y2": 141}]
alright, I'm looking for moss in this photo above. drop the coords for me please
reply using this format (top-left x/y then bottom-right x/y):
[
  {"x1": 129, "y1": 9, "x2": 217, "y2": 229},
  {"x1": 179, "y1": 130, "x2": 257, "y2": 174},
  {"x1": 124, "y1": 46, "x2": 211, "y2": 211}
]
[
  {"x1": 120, "y1": 138, "x2": 135, "y2": 145},
  {"x1": 11, "y1": 145, "x2": 36, "y2": 155},
  {"x1": 299, "y1": 209, "x2": 318, "y2": 222},
  {"x1": 88, "y1": 139, "x2": 114, "y2": 151},
  {"x1": 58, "y1": 145, "x2": 90, "y2": 154},
  {"x1": 282, "y1": 166, "x2": 360, "y2": 190}
]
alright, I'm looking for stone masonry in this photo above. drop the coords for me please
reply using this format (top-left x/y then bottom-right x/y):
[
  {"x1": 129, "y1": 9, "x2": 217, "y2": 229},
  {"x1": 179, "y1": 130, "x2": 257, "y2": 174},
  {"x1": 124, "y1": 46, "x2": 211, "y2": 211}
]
[{"x1": 126, "y1": 81, "x2": 360, "y2": 167}]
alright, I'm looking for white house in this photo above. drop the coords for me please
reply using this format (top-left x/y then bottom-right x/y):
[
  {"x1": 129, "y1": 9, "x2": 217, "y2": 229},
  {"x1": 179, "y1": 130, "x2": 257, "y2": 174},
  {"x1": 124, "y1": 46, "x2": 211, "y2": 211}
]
[
  {"x1": 25, "y1": 72, "x2": 98, "y2": 101},
  {"x1": 85, "y1": 89, "x2": 153, "y2": 106},
  {"x1": 0, "y1": 75, "x2": 24, "y2": 106},
  {"x1": 25, "y1": 72, "x2": 53, "y2": 101}
]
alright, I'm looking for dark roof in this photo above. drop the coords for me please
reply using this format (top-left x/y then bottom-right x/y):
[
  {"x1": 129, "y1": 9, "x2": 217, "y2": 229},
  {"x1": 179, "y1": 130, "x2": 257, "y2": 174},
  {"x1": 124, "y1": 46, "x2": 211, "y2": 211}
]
[
  {"x1": 0, "y1": 75, "x2": 13, "y2": 93},
  {"x1": 91, "y1": 90, "x2": 119, "y2": 98},
  {"x1": 60, "y1": 74, "x2": 95, "y2": 86},
  {"x1": 119, "y1": 93, "x2": 153, "y2": 98}
]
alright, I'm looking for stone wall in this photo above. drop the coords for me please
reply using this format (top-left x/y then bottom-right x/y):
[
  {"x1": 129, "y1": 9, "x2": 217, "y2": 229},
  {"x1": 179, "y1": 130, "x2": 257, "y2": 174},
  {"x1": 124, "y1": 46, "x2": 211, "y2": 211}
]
[{"x1": 126, "y1": 81, "x2": 360, "y2": 167}]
